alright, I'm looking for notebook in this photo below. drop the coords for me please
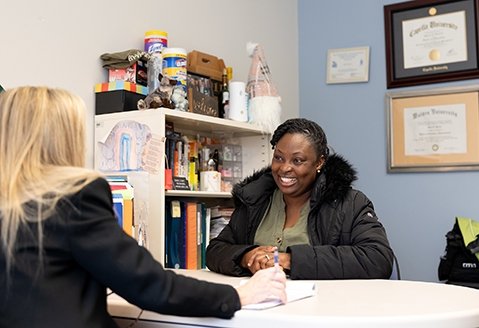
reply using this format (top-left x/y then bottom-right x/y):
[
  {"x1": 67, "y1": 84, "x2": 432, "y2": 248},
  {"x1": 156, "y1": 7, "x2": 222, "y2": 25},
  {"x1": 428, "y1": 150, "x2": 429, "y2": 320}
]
[{"x1": 240, "y1": 280, "x2": 316, "y2": 310}]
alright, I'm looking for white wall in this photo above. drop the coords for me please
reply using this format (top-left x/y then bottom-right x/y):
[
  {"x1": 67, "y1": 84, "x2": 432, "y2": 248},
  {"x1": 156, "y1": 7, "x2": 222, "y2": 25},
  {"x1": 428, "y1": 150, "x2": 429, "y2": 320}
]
[{"x1": 1, "y1": 0, "x2": 298, "y2": 167}]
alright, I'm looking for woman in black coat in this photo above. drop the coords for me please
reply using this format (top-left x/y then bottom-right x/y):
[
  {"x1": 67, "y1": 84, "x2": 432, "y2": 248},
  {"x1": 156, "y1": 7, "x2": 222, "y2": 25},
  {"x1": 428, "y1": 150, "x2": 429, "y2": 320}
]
[{"x1": 206, "y1": 118, "x2": 394, "y2": 280}]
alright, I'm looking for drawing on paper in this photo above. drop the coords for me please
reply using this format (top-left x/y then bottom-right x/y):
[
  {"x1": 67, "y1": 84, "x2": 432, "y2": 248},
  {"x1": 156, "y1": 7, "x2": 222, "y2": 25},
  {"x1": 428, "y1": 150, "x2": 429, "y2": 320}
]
[{"x1": 97, "y1": 120, "x2": 162, "y2": 174}]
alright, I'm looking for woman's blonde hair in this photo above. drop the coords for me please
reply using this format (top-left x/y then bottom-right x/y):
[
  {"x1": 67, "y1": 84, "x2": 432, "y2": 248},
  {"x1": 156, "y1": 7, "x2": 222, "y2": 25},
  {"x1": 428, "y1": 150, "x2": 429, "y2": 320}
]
[{"x1": 0, "y1": 86, "x2": 101, "y2": 272}]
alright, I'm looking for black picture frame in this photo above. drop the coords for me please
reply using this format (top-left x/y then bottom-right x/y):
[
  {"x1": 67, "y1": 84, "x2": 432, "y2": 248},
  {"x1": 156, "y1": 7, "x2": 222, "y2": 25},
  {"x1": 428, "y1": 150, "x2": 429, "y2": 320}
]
[{"x1": 384, "y1": 0, "x2": 479, "y2": 88}]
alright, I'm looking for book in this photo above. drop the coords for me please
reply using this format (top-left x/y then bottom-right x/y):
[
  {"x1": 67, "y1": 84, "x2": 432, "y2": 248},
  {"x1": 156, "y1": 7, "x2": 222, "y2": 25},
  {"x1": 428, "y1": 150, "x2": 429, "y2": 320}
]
[
  {"x1": 166, "y1": 131, "x2": 181, "y2": 175},
  {"x1": 188, "y1": 140, "x2": 199, "y2": 190},
  {"x1": 189, "y1": 157, "x2": 197, "y2": 191},
  {"x1": 196, "y1": 203, "x2": 202, "y2": 269},
  {"x1": 179, "y1": 201, "x2": 186, "y2": 268},
  {"x1": 205, "y1": 207, "x2": 211, "y2": 249},
  {"x1": 173, "y1": 140, "x2": 181, "y2": 177},
  {"x1": 165, "y1": 200, "x2": 185, "y2": 269},
  {"x1": 185, "y1": 202, "x2": 198, "y2": 269},
  {"x1": 180, "y1": 137, "x2": 189, "y2": 178},
  {"x1": 109, "y1": 180, "x2": 134, "y2": 237},
  {"x1": 200, "y1": 203, "x2": 208, "y2": 269},
  {"x1": 111, "y1": 188, "x2": 134, "y2": 237},
  {"x1": 118, "y1": 193, "x2": 133, "y2": 237},
  {"x1": 112, "y1": 193, "x2": 123, "y2": 227}
]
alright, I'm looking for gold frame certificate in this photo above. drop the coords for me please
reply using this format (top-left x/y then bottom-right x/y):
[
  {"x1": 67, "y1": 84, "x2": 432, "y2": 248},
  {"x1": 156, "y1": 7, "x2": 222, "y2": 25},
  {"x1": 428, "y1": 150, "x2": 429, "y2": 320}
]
[{"x1": 387, "y1": 85, "x2": 479, "y2": 172}]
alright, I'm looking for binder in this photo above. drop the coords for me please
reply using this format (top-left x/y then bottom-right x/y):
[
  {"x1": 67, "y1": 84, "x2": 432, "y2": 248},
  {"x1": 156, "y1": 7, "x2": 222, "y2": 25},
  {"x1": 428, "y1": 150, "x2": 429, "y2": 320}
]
[
  {"x1": 185, "y1": 202, "x2": 198, "y2": 269},
  {"x1": 179, "y1": 201, "x2": 187, "y2": 269},
  {"x1": 165, "y1": 200, "x2": 185, "y2": 269},
  {"x1": 200, "y1": 203, "x2": 208, "y2": 268},
  {"x1": 112, "y1": 193, "x2": 123, "y2": 227}
]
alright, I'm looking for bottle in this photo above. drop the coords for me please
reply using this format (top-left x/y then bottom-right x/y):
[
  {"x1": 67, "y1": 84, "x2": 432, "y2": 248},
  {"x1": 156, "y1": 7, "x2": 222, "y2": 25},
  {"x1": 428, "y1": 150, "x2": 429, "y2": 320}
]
[
  {"x1": 226, "y1": 66, "x2": 233, "y2": 82},
  {"x1": 147, "y1": 52, "x2": 162, "y2": 94},
  {"x1": 162, "y1": 48, "x2": 187, "y2": 91},
  {"x1": 144, "y1": 30, "x2": 168, "y2": 54},
  {"x1": 212, "y1": 149, "x2": 220, "y2": 172},
  {"x1": 220, "y1": 68, "x2": 230, "y2": 118}
]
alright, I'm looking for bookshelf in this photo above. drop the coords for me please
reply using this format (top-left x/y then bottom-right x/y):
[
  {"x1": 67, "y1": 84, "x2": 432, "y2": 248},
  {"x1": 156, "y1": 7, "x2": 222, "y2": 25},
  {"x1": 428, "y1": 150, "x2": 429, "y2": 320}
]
[{"x1": 94, "y1": 108, "x2": 271, "y2": 264}]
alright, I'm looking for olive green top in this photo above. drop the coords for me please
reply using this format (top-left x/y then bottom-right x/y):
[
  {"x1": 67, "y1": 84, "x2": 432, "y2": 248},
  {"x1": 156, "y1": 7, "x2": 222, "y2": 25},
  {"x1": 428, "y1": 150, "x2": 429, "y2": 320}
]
[{"x1": 254, "y1": 189, "x2": 310, "y2": 252}]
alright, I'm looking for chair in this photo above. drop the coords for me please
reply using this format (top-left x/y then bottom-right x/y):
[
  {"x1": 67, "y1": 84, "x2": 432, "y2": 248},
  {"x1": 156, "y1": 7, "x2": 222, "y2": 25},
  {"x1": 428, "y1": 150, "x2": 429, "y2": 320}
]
[{"x1": 390, "y1": 253, "x2": 401, "y2": 280}]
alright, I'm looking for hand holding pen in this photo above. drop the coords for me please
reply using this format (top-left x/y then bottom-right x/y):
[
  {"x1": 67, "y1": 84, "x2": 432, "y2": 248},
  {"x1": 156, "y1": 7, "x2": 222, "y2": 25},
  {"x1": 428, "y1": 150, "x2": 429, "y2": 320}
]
[
  {"x1": 271, "y1": 247, "x2": 291, "y2": 272},
  {"x1": 273, "y1": 246, "x2": 280, "y2": 271}
]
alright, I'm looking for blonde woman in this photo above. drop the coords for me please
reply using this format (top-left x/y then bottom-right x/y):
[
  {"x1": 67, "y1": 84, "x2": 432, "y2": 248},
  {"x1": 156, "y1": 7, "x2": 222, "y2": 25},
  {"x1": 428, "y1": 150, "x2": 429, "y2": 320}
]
[{"x1": 0, "y1": 86, "x2": 286, "y2": 328}]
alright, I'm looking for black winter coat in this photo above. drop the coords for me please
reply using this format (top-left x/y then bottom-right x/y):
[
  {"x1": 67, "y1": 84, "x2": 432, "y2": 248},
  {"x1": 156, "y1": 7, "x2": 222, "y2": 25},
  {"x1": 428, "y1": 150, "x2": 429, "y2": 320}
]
[
  {"x1": 0, "y1": 178, "x2": 240, "y2": 328},
  {"x1": 206, "y1": 154, "x2": 394, "y2": 280}
]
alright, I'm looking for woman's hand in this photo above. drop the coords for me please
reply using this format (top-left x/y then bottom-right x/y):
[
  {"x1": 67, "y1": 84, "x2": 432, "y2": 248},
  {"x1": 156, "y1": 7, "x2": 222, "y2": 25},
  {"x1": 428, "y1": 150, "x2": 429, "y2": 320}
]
[
  {"x1": 235, "y1": 267, "x2": 287, "y2": 306},
  {"x1": 278, "y1": 252, "x2": 291, "y2": 271},
  {"x1": 241, "y1": 246, "x2": 276, "y2": 274},
  {"x1": 241, "y1": 246, "x2": 291, "y2": 274}
]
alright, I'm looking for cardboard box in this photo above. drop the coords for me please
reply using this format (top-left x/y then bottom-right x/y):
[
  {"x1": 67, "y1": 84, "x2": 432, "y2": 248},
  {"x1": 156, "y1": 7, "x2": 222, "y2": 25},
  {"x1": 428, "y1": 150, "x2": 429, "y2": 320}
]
[
  {"x1": 108, "y1": 60, "x2": 148, "y2": 86},
  {"x1": 187, "y1": 50, "x2": 225, "y2": 81},
  {"x1": 94, "y1": 81, "x2": 148, "y2": 115}
]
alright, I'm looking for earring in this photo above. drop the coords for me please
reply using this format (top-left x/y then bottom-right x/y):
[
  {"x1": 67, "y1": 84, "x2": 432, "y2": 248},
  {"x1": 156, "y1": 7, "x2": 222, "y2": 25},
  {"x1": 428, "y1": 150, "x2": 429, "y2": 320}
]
[{"x1": 316, "y1": 169, "x2": 321, "y2": 174}]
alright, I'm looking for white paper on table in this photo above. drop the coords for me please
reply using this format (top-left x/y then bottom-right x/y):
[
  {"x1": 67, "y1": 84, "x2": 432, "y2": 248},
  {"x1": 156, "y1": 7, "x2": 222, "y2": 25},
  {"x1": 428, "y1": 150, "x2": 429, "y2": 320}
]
[{"x1": 240, "y1": 280, "x2": 316, "y2": 310}]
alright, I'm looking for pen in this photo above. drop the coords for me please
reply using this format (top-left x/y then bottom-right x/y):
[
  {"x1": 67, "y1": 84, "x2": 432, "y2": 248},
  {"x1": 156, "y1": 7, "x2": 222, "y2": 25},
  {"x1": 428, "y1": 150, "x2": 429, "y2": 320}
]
[{"x1": 273, "y1": 247, "x2": 279, "y2": 272}]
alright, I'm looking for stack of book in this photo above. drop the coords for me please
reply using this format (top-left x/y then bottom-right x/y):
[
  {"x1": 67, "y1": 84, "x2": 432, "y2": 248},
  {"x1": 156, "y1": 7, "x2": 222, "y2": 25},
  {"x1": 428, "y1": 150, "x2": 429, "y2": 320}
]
[
  {"x1": 108, "y1": 176, "x2": 135, "y2": 238},
  {"x1": 165, "y1": 200, "x2": 213, "y2": 269}
]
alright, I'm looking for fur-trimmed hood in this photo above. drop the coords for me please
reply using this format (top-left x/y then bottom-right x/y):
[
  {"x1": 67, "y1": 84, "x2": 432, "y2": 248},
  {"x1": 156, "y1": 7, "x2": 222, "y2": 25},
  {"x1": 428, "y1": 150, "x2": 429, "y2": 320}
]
[{"x1": 232, "y1": 154, "x2": 357, "y2": 207}]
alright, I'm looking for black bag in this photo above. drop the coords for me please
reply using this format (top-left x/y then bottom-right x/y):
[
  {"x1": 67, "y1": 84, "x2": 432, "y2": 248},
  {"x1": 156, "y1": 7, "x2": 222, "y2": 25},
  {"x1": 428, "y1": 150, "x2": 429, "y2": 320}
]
[{"x1": 438, "y1": 217, "x2": 479, "y2": 288}]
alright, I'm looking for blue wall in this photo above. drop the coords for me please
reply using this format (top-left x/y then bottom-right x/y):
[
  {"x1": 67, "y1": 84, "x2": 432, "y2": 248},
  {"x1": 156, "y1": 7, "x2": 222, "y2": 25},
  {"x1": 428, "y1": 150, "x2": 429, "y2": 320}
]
[{"x1": 298, "y1": 0, "x2": 479, "y2": 281}]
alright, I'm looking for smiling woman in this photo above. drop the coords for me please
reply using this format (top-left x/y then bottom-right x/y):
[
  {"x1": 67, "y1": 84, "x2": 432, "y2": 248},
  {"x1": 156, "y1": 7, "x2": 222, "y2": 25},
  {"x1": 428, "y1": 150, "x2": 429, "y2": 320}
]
[{"x1": 206, "y1": 118, "x2": 395, "y2": 280}]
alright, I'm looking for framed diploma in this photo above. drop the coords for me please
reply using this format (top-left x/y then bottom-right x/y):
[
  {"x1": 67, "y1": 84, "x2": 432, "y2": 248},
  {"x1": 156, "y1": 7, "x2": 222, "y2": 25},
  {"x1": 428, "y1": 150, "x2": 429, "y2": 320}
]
[
  {"x1": 384, "y1": 0, "x2": 479, "y2": 88},
  {"x1": 387, "y1": 85, "x2": 479, "y2": 172},
  {"x1": 326, "y1": 47, "x2": 370, "y2": 84}
]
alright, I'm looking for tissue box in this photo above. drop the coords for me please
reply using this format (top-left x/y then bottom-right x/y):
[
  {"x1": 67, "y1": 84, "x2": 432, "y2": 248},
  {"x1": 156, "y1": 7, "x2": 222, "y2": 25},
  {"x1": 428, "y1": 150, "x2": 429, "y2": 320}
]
[
  {"x1": 200, "y1": 171, "x2": 222, "y2": 192},
  {"x1": 94, "y1": 81, "x2": 148, "y2": 115},
  {"x1": 108, "y1": 60, "x2": 148, "y2": 86}
]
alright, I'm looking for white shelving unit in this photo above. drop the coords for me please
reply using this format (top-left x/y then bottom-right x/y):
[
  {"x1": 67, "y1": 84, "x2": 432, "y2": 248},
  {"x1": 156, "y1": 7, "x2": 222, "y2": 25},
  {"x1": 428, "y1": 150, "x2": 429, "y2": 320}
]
[{"x1": 94, "y1": 108, "x2": 271, "y2": 264}]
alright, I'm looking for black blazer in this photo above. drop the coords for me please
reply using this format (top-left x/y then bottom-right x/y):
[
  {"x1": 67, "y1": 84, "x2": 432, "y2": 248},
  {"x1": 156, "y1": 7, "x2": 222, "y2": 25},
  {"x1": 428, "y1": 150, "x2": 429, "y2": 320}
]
[{"x1": 0, "y1": 178, "x2": 240, "y2": 328}]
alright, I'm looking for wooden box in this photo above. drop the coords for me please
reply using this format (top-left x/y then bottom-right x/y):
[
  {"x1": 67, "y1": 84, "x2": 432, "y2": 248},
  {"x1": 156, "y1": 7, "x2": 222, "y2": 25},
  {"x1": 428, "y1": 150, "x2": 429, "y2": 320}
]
[{"x1": 187, "y1": 50, "x2": 226, "y2": 82}]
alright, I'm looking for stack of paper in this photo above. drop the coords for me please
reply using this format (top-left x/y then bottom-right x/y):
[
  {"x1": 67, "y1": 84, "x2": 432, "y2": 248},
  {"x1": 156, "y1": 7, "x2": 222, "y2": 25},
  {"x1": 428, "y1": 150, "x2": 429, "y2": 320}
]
[{"x1": 241, "y1": 280, "x2": 316, "y2": 310}]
